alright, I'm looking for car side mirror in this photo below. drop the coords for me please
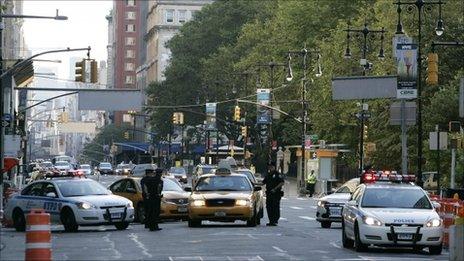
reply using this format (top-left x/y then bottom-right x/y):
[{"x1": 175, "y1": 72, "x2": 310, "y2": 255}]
[
  {"x1": 346, "y1": 200, "x2": 358, "y2": 207},
  {"x1": 126, "y1": 188, "x2": 136, "y2": 193},
  {"x1": 46, "y1": 192, "x2": 56, "y2": 198},
  {"x1": 253, "y1": 186, "x2": 262, "y2": 192},
  {"x1": 184, "y1": 187, "x2": 192, "y2": 192},
  {"x1": 432, "y1": 201, "x2": 441, "y2": 209}
]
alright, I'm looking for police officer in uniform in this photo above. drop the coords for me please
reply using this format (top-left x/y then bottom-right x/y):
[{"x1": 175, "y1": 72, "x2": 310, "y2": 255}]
[
  {"x1": 305, "y1": 170, "x2": 317, "y2": 197},
  {"x1": 140, "y1": 168, "x2": 164, "y2": 231},
  {"x1": 262, "y1": 162, "x2": 285, "y2": 226}
]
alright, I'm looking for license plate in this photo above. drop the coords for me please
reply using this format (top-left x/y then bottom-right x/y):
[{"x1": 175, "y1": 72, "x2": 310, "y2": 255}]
[
  {"x1": 397, "y1": 233, "x2": 414, "y2": 240},
  {"x1": 214, "y1": 211, "x2": 226, "y2": 217},
  {"x1": 178, "y1": 207, "x2": 188, "y2": 213},
  {"x1": 329, "y1": 207, "x2": 342, "y2": 216},
  {"x1": 110, "y1": 212, "x2": 122, "y2": 219}
]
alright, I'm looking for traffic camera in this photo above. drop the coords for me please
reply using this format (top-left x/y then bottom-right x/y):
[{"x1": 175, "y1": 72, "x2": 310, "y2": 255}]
[
  {"x1": 234, "y1": 106, "x2": 241, "y2": 121},
  {"x1": 426, "y1": 53, "x2": 438, "y2": 86}
]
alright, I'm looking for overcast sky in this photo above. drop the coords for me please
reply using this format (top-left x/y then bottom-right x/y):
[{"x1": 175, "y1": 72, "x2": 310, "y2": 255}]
[{"x1": 23, "y1": 0, "x2": 112, "y2": 80}]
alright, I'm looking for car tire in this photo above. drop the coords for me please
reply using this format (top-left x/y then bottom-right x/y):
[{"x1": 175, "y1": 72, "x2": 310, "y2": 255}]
[
  {"x1": 342, "y1": 221, "x2": 354, "y2": 248},
  {"x1": 428, "y1": 244, "x2": 442, "y2": 255},
  {"x1": 354, "y1": 223, "x2": 368, "y2": 252},
  {"x1": 61, "y1": 208, "x2": 78, "y2": 232},
  {"x1": 115, "y1": 222, "x2": 129, "y2": 230},
  {"x1": 136, "y1": 203, "x2": 145, "y2": 223},
  {"x1": 247, "y1": 213, "x2": 258, "y2": 227},
  {"x1": 188, "y1": 219, "x2": 201, "y2": 227},
  {"x1": 13, "y1": 208, "x2": 26, "y2": 232},
  {"x1": 321, "y1": 221, "x2": 331, "y2": 228}
]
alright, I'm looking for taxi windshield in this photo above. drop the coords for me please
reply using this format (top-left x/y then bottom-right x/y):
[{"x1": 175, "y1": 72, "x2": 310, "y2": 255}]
[
  {"x1": 195, "y1": 176, "x2": 252, "y2": 191},
  {"x1": 57, "y1": 180, "x2": 110, "y2": 197},
  {"x1": 169, "y1": 167, "x2": 186, "y2": 174},
  {"x1": 361, "y1": 188, "x2": 432, "y2": 209},
  {"x1": 236, "y1": 170, "x2": 256, "y2": 183},
  {"x1": 163, "y1": 178, "x2": 184, "y2": 192}
]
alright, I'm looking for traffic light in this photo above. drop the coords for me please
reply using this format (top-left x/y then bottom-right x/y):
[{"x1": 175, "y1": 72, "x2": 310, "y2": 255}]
[
  {"x1": 363, "y1": 124, "x2": 368, "y2": 140},
  {"x1": 172, "y1": 113, "x2": 178, "y2": 124},
  {"x1": 241, "y1": 126, "x2": 247, "y2": 137},
  {"x1": 75, "y1": 59, "x2": 86, "y2": 82},
  {"x1": 57, "y1": 113, "x2": 63, "y2": 123},
  {"x1": 426, "y1": 53, "x2": 438, "y2": 86},
  {"x1": 90, "y1": 60, "x2": 98, "y2": 83},
  {"x1": 449, "y1": 121, "x2": 461, "y2": 132},
  {"x1": 61, "y1": 112, "x2": 69, "y2": 123},
  {"x1": 234, "y1": 106, "x2": 241, "y2": 121},
  {"x1": 124, "y1": 131, "x2": 129, "y2": 139}
]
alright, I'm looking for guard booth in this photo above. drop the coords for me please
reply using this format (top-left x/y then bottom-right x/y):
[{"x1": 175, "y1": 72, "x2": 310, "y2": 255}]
[{"x1": 312, "y1": 149, "x2": 338, "y2": 194}]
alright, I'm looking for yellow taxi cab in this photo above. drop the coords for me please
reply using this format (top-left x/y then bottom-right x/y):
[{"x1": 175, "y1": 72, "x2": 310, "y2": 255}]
[
  {"x1": 108, "y1": 176, "x2": 190, "y2": 221},
  {"x1": 187, "y1": 167, "x2": 262, "y2": 227}
]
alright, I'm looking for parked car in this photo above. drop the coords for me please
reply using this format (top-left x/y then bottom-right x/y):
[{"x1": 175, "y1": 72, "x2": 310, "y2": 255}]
[{"x1": 168, "y1": 167, "x2": 188, "y2": 183}]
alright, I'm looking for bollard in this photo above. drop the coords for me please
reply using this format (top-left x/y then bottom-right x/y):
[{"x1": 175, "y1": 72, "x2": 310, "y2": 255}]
[{"x1": 25, "y1": 209, "x2": 52, "y2": 261}]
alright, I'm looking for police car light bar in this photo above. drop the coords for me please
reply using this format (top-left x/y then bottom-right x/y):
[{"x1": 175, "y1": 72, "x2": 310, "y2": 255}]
[{"x1": 361, "y1": 171, "x2": 416, "y2": 184}]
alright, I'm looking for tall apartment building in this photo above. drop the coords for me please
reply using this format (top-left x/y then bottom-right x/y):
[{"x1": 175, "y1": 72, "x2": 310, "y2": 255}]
[
  {"x1": 112, "y1": 0, "x2": 141, "y2": 126},
  {"x1": 145, "y1": 0, "x2": 212, "y2": 83}
]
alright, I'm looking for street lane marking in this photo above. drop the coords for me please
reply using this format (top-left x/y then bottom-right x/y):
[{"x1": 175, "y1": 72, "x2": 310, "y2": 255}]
[
  {"x1": 247, "y1": 234, "x2": 258, "y2": 239},
  {"x1": 330, "y1": 241, "x2": 341, "y2": 249},
  {"x1": 128, "y1": 233, "x2": 153, "y2": 258},
  {"x1": 299, "y1": 216, "x2": 316, "y2": 221},
  {"x1": 279, "y1": 217, "x2": 288, "y2": 221},
  {"x1": 102, "y1": 233, "x2": 122, "y2": 259},
  {"x1": 309, "y1": 206, "x2": 317, "y2": 209},
  {"x1": 297, "y1": 197, "x2": 308, "y2": 200},
  {"x1": 290, "y1": 206, "x2": 303, "y2": 210},
  {"x1": 272, "y1": 246, "x2": 287, "y2": 253}
]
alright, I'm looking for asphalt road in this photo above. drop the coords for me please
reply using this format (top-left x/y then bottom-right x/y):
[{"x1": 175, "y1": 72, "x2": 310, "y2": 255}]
[{"x1": 0, "y1": 175, "x2": 449, "y2": 260}]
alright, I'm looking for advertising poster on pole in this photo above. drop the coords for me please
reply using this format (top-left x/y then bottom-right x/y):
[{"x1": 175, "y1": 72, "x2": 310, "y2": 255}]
[
  {"x1": 256, "y1": 89, "x2": 271, "y2": 124},
  {"x1": 396, "y1": 43, "x2": 418, "y2": 99},
  {"x1": 205, "y1": 103, "x2": 217, "y2": 130}
]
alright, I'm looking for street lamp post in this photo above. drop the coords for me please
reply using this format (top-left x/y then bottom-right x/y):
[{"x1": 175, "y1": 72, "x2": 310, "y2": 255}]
[
  {"x1": 394, "y1": 0, "x2": 445, "y2": 186},
  {"x1": 343, "y1": 22, "x2": 386, "y2": 176},
  {"x1": 286, "y1": 47, "x2": 322, "y2": 196}
]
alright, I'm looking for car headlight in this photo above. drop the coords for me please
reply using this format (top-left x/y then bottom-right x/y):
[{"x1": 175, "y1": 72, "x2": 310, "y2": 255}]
[
  {"x1": 236, "y1": 199, "x2": 250, "y2": 206},
  {"x1": 76, "y1": 202, "x2": 96, "y2": 210},
  {"x1": 362, "y1": 216, "x2": 383, "y2": 226},
  {"x1": 126, "y1": 201, "x2": 133, "y2": 208},
  {"x1": 425, "y1": 218, "x2": 441, "y2": 227},
  {"x1": 191, "y1": 200, "x2": 205, "y2": 207},
  {"x1": 317, "y1": 201, "x2": 327, "y2": 207},
  {"x1": 182, "y1": 175, "x2": 187, "y2": 179}
]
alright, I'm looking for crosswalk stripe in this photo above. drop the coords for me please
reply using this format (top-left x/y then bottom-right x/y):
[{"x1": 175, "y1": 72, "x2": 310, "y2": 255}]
[
  {"x1": 290, "y1": 206, "x2": 303, "y2": 210},
  {"x1": 298, "y1": 216, "x2": 316, "y2": 221}
]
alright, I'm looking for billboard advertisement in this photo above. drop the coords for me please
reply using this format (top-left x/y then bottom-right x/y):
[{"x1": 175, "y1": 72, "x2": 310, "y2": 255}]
[
  {"x1": 256, "y1": 89, "x2": 271, "y2": 124},
  {"x1": 396, "y1": 43, "x2": 418, "y2": 99},
  {"x1": 205, "y1": 102, "x2": 217, "y2": 130}
]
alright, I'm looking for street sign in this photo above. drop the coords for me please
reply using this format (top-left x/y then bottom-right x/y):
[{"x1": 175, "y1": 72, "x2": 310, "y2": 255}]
[
  {"x1": 304, "y1": 136, "x2": 311, "y2": 149},
  {"x1": 396, "y1": 43, "x2": 418, "y2": 99},
  {"x1": 429, "y1": 132, "x2": 448, "y2": 150},
  {"x1": 309, "y1": 134, "x2": 318, "y2": 143},
  {"x1": 271, "y1": 140, "x2": 277, "y2": 150},
  {"x1": 78, "y1": 90, "x2": 142, "y2": 111},
  {"x1": 332, "y1": 76, "x2": 397, "y2": 100},
  {"x1": 390, "y1": 101, "x2": 416, "y2": 125},
  {"x1": 256, "y1": 89, "x2": 271, "y2": 124},
  {"x1": 5, "y1": 135, "x2": 21, "y2": 157},
  {"x1": 397, "y1": 89, "x2": 417, "y2": 99},
  {"x1": 356, "y1": 112, "x2": 371, "y2": 119}
]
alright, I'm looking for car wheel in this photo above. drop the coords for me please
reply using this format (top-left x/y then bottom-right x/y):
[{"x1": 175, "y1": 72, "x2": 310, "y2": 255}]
[
  {"x1": 13, "y1": 208, "x2": 26, "y2": 232},
  {"x1": 354, "y1": 223, "x2": 368, "y2": 252},
  {"x1": 321, "y1": 221, "x2": 331, "y2": 228},
  {"x1": 428, "y1": 244, "x2": 442, "y2": 255},
  {"x1": 246, "y1": 213, "x2": 258, "y2": 227},
  {"x1": 136, "y1": 203, "x2": 145, "y2": 223},
  {"x1": 115, "y1": 222, "x2": 129, "y2": 230},
  {"x1": 188, "y1": 219, "x2": 201, "y2": 227},
  {"x1": 342, "y1": 221, "x2": 354, "y2": 248},
  {"x1": 61, "y1": 208, "x2": 78, "y2": 232}
]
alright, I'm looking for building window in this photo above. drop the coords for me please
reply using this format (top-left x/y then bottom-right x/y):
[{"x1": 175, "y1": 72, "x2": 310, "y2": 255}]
[
  {"x1": 125, "y1": 37, "x2": 135, "y2": 46},
  {"x1": 126, "y1": 0, "x2": 135, "y2": 6},
  {"x1": 178, "y1": 10, "x2": 186, "y2": 23},
  {"x1": 126, "y1": 11, "x2": 136, "y2": 20},
  {"x1": 125, "y1": 24, "x2": 135, "y2": 32},
  {"x1": 125, "y1": 62, "x2": 134, "y2": 71},
  {"x1": 125, "y1": 75, "x2": 134, "y2": 84},
  {"x1": 166, "y1": 9, "x2": 174, "y2": 23},
  {"x1": 126, "y1": 49, "x2": 135, "y2": 58}
]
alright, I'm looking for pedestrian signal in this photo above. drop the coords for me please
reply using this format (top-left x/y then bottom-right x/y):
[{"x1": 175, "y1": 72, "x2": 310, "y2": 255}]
[{"x1": 426, "y1": 53, "x2": 438, "y2": 86}]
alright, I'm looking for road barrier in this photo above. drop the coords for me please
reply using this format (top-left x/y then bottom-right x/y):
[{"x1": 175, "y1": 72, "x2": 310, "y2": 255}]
[{"x1": 25, "y1": 209, "x2": 51, "y2": 261}]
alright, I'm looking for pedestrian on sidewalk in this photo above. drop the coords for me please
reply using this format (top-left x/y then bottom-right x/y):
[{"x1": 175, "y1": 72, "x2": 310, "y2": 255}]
[
  {"x1": 305, "y1": 170, "x2": 317, "y2": 197},
  {"x1": 263, "y1": 161, "x2": 285, "y2": 226},
  {"x1": 141, "y1": 168, "x2": 164, "y2": 231}
]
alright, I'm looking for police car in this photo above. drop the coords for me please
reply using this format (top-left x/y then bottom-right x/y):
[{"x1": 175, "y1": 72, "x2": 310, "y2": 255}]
[
  {"x1": 341, "y1": 172, "x2": 443, "y2": 254},
  {"x1": 316, "y1": 178, "x2": 359, "y2": 228},
  {"x1": 4, "y1": 174, "x2": 134, "y2": 232}
]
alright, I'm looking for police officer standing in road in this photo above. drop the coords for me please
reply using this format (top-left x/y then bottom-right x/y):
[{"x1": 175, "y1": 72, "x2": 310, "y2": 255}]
[
  {"x1": 141, "y1": 168, "x2": 164, "y2": 231},
  {"x1": 305, "y1": 170, "x2": 317, "y2": 197},
  {"x1": 263, "y1": 162, "x2": 285, "y2": 226}
]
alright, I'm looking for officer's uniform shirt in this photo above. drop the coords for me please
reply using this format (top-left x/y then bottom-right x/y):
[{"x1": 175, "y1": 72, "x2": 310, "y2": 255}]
[
  {"x1": 140, "y1": 176, "x2": 163, "y2": 199},
  {"x1": 263, "y1": 171, "x2": 284, "y2": 196}
]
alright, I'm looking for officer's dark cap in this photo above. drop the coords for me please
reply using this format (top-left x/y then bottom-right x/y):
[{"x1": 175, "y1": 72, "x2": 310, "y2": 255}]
[
  {"x1": 155, "y1": 168, "x2": 163, "y2": 175},
  {"x1": 145, "y1": 168, "x2": 155, "y2": 175}
]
